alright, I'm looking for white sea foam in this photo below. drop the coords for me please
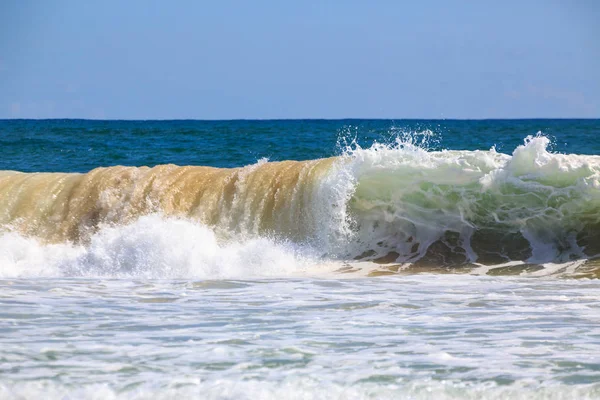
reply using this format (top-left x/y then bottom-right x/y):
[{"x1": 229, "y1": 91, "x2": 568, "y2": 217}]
[
  {"x1": 2, "y1": 275, "x2": 600, "y2": 399},
  {"x1": 0, "y1": 215, "x2": 315, "y2": 279},
  {"x1": 2, "y1": 379, "x2": 599, "y2": 400}
]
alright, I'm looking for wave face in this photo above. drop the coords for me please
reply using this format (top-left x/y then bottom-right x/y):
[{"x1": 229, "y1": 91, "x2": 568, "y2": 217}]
[
  {"x1": 0, "y1": 157, "x2": 336, "y2": 243},
  {"x1": 1, "y1": 135, "x2": 599, "y2": 276}
]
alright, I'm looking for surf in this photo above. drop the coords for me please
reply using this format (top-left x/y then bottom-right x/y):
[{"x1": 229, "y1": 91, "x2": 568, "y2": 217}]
[{"x1": 0, "y1": 135, "x2": 599, "y2": 278}]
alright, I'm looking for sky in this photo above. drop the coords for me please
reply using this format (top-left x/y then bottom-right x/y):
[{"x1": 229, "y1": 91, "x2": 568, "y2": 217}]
[{"x1": 0, "y1": 0, "x2": 599, "y2": 119}]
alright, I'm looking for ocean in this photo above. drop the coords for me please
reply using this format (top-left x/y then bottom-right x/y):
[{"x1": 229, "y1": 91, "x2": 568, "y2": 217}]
[{"x1": 0, "y1": 119, "x2": 599, "y2": 399}]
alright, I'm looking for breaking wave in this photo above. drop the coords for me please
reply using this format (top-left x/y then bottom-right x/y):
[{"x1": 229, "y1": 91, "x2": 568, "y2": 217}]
[{"x1": 1, "y1": 135, "x2": 599, "y2": 278}]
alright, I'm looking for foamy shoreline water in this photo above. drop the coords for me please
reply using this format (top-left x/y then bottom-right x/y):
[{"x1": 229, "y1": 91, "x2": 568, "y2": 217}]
[{"x1": 1, "y1": 275, "x2": 600, "y2": 399}]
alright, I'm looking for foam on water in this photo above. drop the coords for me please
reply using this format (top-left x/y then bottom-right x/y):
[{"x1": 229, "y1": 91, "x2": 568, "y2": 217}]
[
  {"x1": 0, "y1": 213, "x2": 597, "y2": 279},
  {"x1": 1, "y1": 275, "x2": 600, "y2": 399},
  {"x1": 0, "y1": 215, "x2": 315, "y2": 279},
  {"x1": 2, "y1": 379, "x2": 600, "y2": 400}
]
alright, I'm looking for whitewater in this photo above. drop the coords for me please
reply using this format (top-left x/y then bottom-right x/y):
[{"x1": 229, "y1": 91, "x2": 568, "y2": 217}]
[
  {"x1": 1, "y1": 121, "x2": 600, "y2": 399},
  {"x1": 1, "y1": 135, "x2": 599, "y2": 279}
]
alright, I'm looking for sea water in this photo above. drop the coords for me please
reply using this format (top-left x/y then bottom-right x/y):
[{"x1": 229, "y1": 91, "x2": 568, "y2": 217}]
[{"x1": 0, "y1": 119, "x2": 599, "y2": 399}]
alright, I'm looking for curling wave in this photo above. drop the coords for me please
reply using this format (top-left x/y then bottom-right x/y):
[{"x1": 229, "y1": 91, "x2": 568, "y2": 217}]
[{"x1": 0, "y1": 135, "x2": 599, "y2": 277}]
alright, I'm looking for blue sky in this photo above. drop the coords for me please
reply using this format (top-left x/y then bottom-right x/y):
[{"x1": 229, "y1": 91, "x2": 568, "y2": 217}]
[{"x1": 0, "y1": 0, "x2": 598, "y2": 119}]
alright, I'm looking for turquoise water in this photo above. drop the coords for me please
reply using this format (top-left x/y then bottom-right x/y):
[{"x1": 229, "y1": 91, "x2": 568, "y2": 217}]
[{"x1": 1, "y1": 119, "x2": 600, "y2": 399}]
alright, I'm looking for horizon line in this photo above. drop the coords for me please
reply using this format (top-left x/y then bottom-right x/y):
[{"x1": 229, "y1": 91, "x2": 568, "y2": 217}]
[{"x1": 1, "y1": 117, "x2": 599, "y2": 122}]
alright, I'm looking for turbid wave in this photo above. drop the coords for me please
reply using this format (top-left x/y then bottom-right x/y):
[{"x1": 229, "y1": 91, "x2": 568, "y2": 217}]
[
  {"x1": 0, "y1": 158, "x2": 336, "y2": 243},
  {"x1": 1, "y1": 136, "x2": 599, "y2": 274}
]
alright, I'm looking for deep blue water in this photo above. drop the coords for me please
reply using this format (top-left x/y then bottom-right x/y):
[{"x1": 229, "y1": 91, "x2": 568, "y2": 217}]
[{"x1": 0, "y1": 119, "x2": 599, "y2": 172}]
